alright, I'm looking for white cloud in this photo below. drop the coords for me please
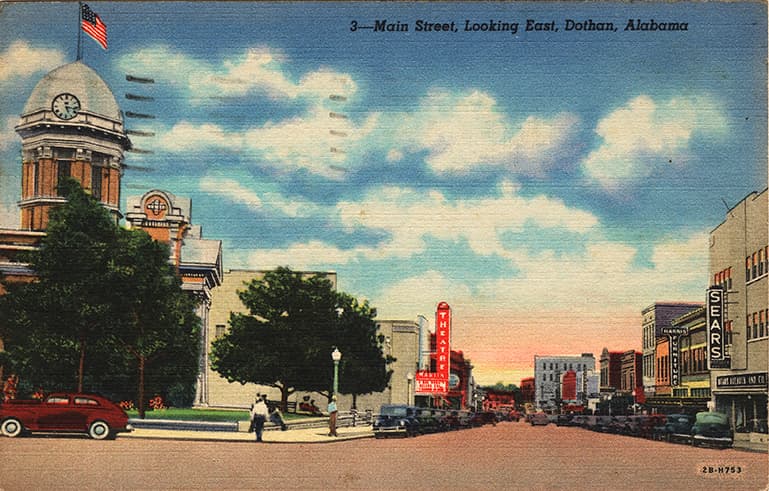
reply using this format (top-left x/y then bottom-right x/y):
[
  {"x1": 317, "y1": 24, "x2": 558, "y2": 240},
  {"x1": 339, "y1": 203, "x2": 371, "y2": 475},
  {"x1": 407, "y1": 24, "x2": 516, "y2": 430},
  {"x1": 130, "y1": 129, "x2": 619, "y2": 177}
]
[
  {"x1": 384, "y1": 89, "x2": 580, "y2": 175},
  {"x1": 117, "y1": 46, "x2": 356, "y2": 102},
  {"x1": 199, "y1": 175, "x2": 319, "y2": 217},
  {"x1": 0, "y1": 41, "x2": 65, "y2": 82},
  {"x1": 155, "y1": 109, "x2": 379, "y2": 178},
  {"x1": 199, "y1": 176, "x2": 262, "y2": 211},
  {"x1": 583, "y1": 95, "x2": 727, "y2": 190},
  {"x1": 337, "y1": 180, "x2": 599, "y2": 258}
]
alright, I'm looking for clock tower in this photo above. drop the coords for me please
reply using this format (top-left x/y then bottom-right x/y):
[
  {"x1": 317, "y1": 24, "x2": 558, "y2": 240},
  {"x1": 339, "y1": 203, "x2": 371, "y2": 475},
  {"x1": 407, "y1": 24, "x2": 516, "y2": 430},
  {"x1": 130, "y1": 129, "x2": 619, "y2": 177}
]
[{"x1": 15, "y1": 61, "x2": 131, "y2": 230}]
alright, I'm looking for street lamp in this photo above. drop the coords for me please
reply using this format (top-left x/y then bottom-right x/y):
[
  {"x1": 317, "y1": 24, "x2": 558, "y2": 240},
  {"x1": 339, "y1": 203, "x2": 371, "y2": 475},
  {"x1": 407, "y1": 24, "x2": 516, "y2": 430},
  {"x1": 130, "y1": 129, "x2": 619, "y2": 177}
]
[
  {"x1": 331, "y1": 347, "x2": 342, "y2": 396},
  {"x1": 407, "y1": 372, "x2": 414, "y2": 406}
]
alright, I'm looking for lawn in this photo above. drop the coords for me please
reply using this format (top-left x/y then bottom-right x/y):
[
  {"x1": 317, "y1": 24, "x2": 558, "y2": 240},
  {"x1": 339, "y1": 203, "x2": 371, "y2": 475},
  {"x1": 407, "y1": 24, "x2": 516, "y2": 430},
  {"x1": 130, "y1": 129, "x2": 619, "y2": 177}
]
[
  {"x1": 125, "y1": 408, "x2": 316, "y2": 422},
  {"x1": 126, "y1": 408, "x2": 249, "y2": 422}
]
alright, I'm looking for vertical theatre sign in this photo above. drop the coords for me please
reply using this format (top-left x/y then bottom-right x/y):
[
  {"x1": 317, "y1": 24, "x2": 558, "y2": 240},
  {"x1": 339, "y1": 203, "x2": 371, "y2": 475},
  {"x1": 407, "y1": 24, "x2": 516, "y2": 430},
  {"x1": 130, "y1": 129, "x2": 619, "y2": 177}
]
[
  {"x1": 662, "y1": 326, "x2": 687, "y2": 387},
  {"x1": 415, "y1": 302, "x2": 451, "y2": 394},
  {"x1": 707, "y1": 286, "x2": 730, "y2": 369}
]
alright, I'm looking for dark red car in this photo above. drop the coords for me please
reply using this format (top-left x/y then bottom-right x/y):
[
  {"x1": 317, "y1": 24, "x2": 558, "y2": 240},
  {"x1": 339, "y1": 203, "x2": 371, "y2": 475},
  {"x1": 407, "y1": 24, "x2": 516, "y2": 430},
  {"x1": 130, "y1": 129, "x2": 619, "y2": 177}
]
[{"x1": 0, "y1": 393, "x2": 132, "y2": 440}]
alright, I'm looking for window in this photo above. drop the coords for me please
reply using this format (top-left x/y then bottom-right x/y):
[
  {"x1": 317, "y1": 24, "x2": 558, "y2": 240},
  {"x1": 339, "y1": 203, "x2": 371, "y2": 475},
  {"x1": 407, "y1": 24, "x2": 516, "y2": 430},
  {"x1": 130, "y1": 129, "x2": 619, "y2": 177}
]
[
  {"x1": 46, "y1": 396, "x2": 69, "y2": 405},
  {"x1": 754, "y1": 312, "x2": 759, "y2": 339},
  {"x1": 753, "y1": 252, "x2": 758, "y2": 279},
  {"x1": 74, "y1": 397, "x2": 99, "y2": 405},
  {"x1": 33, "y1": 162, "x2": 40, "y2": 195},
  {"x1": 747, "y1": 315, "x2": 753, "y2": 340},
  {"x1": 57, "y1": 160, "x2": 71, "y2": 196},
  {"x1": 760, "y1": 249, "x2": 766, "y2": 276},
  {"x1": 746, "y1": 256, "x2": 752, "y2": 281},
  {"x1": 760, "y1": 311, "x2": 766, "y2": 338},
  {"x1": 91, "y1": 166, "x2": 102, "y2": 200},
  {"x1": 215, "y1": 325, "x2": 226, "y2": 339}
]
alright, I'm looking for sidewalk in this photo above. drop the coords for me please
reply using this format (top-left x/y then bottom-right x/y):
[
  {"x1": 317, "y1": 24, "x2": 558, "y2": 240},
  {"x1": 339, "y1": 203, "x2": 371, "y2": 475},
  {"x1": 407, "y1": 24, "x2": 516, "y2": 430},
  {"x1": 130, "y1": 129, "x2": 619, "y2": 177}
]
[{"x1": 120, "y1": 423, "x2": 374, "y2": 444}]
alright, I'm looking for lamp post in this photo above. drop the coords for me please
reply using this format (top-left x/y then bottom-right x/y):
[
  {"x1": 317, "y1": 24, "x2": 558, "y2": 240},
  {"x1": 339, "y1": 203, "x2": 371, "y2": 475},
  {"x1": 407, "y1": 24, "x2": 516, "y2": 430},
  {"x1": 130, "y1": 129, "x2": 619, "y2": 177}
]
[
  {"x1": 407, "y1": 372, "x2": 414, "y2": 406},
  {"x1": 331, "y1": 347, "x2": 342, "y2": 396}
]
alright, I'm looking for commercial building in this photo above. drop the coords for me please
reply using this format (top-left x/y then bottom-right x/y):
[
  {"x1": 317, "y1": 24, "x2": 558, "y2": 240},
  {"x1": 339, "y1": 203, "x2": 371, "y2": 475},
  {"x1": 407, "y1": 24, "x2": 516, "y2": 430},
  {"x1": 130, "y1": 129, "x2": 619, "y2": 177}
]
[
  {"x1": 533, "y1": 353, "x2": 595, "y2": 411},
  {"x1": 620, "y1": 350, "x2": 643, "y2": 404},
  {"x1": 646, "y1": 306, "x2": 710, "y2": 413},
  {"x1": 599, "y1": 348, "x2": 623, "y2": 394},
  {"x1": 709, "y1": 188, "x2": 768, "y2": 441},
  {"x1": 641, "y1": 302, "x2": 703, "y2": 398}
]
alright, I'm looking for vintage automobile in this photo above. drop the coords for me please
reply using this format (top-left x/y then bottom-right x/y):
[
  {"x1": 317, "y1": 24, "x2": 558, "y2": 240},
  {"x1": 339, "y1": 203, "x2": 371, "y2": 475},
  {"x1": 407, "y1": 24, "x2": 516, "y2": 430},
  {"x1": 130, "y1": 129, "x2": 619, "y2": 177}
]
[
  {"x1": 415, "y1": 408, "x2": 446, "y2": 434},
  {"x1": 468, "y1": 410, "x2": 497, "y2": 427},
  {"x1": 529, "y1": 412, "x2": 550, "y2": 426},
  {"x1": 373, "y1": 404, "x2": 419, "y2": 438},
  {"x1": 652, "y1": 413, "x2": 694, "y2": 443},
  {"x1": 691, "y1": 411, "x2": 733, "y2": 448},
  {"x1": 0, "y1": 393, "x2": 132, "y2": 440}
]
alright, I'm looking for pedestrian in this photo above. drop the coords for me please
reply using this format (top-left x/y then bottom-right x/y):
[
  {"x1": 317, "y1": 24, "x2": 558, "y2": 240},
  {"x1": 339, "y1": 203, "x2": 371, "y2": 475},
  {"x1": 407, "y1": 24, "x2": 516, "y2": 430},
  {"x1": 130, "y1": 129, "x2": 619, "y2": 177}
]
[
  {"x1": 327, "y1": 395, "x2": 338, "y2": 437},
  {"x1": 249, "y1": 393, "x2": 269, "y2": 442},
  {"x1": 269, "y1": 405, "x2": 288, "y2": 431}
]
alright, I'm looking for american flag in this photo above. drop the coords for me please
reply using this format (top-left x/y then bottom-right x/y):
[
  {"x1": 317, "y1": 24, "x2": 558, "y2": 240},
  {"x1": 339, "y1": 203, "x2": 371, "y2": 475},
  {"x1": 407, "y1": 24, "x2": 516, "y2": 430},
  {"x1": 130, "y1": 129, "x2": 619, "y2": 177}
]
[{"x1": 81, "y1": 3, "x2": 107, "y2": 50}]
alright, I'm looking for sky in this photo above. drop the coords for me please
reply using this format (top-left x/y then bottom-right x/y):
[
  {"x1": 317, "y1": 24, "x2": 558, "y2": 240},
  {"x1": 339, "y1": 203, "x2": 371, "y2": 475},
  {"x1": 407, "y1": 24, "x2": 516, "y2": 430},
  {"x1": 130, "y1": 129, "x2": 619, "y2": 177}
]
[{"x1": 0, "y1": 1, "x2": 766, "y2": 385}]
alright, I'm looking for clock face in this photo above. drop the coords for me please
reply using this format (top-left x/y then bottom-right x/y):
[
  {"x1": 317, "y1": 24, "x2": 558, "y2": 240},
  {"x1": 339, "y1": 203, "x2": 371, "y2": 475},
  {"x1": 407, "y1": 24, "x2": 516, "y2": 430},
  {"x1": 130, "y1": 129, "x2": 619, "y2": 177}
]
[{"x1": 51, "y1": 93, "x2": 81, "y2": 120}]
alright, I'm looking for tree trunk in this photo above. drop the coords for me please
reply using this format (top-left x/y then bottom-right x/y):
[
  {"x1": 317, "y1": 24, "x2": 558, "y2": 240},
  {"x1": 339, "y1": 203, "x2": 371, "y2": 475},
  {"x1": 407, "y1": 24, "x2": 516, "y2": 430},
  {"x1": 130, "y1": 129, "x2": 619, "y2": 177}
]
[
  {"x1": 138, "y1": 356, "x2": 146, "y2": 419},
  {"x1": 280, "y1": 385, "x2": 289, "y2": 413},
  {"x1": 352, "y1": 393, "x2": 358, "y2": 410},
  {"x1": 77, "y1": 336, "x2": 86, "y2": 393}
]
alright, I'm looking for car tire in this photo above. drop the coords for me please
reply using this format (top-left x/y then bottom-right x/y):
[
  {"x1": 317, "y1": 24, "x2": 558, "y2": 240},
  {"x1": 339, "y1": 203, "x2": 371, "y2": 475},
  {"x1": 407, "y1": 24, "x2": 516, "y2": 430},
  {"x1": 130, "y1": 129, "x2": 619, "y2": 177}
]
[
  {"x1": 1, "y1": 418, "x2": 24, "y2": 438},
  {"x1": 88, "y1": 420, "x2": 112, "y2": 440}
]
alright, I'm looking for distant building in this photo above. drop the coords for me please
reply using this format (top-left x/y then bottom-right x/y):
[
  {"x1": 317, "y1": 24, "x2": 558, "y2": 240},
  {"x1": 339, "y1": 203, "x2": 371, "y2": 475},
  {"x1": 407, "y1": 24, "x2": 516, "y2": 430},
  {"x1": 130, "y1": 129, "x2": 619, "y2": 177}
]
[
  {"x1": 641, "y1": 302, "x2": 703, "y2": 398},
  {"x1": 599, "y1": 348, "x2": 623, "y2": 394},
  {"x1": 620, "y1": 350, "x2": 643, "y2": 404},
  {"x1": 519, "y1": 377, "x2": 535, "y2": 405},
  {"x1": 709, "y1": 188, "x2": 767, "y2": 435},
  {"x1": 533, "y1": 353, "x2": 595, "y2": 411}
]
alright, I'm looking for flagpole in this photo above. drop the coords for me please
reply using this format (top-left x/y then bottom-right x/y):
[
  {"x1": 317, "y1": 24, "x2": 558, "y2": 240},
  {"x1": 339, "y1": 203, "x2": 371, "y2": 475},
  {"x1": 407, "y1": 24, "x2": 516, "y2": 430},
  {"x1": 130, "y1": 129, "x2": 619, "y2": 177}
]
[{"x1": 76, "y1": 2, "x2": 82, "y2": 61}]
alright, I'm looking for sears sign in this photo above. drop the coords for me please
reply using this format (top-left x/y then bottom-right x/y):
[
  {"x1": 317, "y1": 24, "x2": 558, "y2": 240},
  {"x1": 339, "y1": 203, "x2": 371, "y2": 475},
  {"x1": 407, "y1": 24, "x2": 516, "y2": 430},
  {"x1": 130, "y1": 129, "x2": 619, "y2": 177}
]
[{"x1": 707, "y1": 286, "x2": 730, "y2": 369}]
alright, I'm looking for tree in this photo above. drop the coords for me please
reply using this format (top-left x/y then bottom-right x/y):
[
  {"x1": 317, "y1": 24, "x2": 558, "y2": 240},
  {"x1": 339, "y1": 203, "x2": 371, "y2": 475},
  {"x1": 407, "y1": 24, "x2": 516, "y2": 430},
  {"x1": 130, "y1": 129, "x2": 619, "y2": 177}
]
[
  {"x1": 108, "y1": 228, "x2": 201, "y2": 418},
  {"x1": 210, "y1": 267, "x2": 391, "y2": 411},
  {"x1": 4, "y1": 178, "x2": 119, "y2": 392},
  {"x1": 0, "y1": 179, "x2": 200, "y2": 410},
  {"x1": 330, "y1": 292, "x2": 393, "y2": 408}
]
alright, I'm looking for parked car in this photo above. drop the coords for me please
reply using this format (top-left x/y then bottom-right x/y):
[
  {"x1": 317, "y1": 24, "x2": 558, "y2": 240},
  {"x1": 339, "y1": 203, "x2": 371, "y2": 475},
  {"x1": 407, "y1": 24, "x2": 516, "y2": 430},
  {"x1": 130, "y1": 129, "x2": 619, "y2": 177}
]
[
  {"x1": 584, "y1": 415, "x2": 613, "y2": 432},
  {"x1": 507, "y1": 409, "x2": 522, "y2": 422},
  {"x1": 605, "y1": 416, "x2": 629, "y2": 434},
  {"x1": 691, "y1": 411, "x2": 733, "y2": 448},
  {"x1": 373, "y1": 404, "x2": 419, "y2": 438},
  {"x1": 469, "y1": 411, "x2": 497, "y2": 427},
  {"x1": 0, "y1": 393, "x2": 132, "y2": 440},
  {"x1": 529, "y1": 412, "x2": 550, "y2": 426},
  {"x1": 554, "y1": 414, "x2": 574, "y2": 427},
  {"x1": 653, "y1": 413, "x2": 694, "y2": 443},
  {"x1": 415, "y1": 408, "x2": 445, "y2": 434}
]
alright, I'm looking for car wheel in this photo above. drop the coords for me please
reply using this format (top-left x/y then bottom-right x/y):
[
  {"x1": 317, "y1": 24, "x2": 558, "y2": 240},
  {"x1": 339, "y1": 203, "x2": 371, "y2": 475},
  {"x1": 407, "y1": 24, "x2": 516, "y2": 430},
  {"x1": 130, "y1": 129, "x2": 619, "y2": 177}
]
[
  {"x1": 88, "y1": 420, "x2": 112, "y2": 440},
  {"x1": 1, "y1": 418, "x2": 24, "y2": 438}
]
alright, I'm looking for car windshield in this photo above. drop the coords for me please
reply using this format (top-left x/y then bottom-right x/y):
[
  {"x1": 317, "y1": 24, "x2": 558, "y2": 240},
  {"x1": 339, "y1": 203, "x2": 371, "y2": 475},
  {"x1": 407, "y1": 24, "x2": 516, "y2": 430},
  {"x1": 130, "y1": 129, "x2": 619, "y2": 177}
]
[
  {"x1": 381, "y1": 406, "x2": 408, "y2": 417},
  {"x1": 695, "y1": 412, "x2": 729, "y2": 425}
]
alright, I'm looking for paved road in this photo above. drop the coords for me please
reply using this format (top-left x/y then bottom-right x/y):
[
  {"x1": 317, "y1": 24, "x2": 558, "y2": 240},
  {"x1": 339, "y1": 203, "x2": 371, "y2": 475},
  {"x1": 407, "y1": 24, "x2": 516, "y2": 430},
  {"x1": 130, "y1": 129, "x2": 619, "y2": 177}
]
[{"x1": 1, "y1": 422, "x2": 766, "y2": 490}]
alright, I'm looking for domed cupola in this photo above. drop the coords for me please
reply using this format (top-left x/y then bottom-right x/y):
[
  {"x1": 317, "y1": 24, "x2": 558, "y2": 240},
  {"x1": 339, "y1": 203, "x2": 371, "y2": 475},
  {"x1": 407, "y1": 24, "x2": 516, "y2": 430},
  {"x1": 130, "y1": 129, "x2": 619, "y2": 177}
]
[{"x1": 14, "y1": 61, "x2": 131, "y2": 230}]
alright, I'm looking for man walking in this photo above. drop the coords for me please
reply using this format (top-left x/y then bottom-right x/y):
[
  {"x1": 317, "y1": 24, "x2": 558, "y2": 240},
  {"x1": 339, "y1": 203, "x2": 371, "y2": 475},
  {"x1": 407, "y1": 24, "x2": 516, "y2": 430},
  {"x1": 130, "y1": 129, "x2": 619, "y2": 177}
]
[
  {"x1": 327, "y1": 395, "x2": 338, "y2": 437},
  {"x1": 250, "y1": 394, "x2": 269, "y2": 442}
]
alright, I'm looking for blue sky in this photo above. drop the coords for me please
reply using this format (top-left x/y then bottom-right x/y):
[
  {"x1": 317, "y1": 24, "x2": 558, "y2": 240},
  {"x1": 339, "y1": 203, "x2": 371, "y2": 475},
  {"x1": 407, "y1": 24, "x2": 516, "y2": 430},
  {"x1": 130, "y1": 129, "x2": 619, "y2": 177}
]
[{"x1": 1, "y1": 2, "x2": 766, "y2": 384}]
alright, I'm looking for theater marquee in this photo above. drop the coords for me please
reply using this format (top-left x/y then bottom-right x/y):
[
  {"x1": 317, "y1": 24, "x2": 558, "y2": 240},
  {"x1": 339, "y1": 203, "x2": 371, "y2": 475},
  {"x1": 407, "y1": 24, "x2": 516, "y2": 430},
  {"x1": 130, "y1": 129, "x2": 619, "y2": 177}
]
[{"x1": 415, "y1": 302, "x2": 451, "y2": 395}]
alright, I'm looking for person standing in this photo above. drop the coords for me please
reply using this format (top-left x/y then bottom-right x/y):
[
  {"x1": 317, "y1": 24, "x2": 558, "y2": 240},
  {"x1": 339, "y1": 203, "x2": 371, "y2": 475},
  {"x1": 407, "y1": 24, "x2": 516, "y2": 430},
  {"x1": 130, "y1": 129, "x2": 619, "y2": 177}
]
[
  {"x1": 250, "y1": 394, "x2": 269, "y2": 442},
  {"x1": 327, "y1": 395, "x2": 338, "y2": 437}
]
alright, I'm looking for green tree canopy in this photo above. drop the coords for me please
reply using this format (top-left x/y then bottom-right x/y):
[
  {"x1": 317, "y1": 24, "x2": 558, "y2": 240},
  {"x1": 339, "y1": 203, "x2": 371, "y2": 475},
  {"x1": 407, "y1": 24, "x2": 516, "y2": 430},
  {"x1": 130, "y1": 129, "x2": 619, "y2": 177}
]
[
  {"x1": 0, "y1": 179, "x2": 200, "y2": 411},
  {"x1": 210, "y1": 267, "x2": 392, "y2": 411}
]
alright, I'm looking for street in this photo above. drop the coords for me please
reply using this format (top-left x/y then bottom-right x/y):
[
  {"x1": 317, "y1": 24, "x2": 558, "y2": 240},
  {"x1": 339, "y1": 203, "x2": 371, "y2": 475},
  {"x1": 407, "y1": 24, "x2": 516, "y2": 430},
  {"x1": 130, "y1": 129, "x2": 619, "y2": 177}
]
[{"x1": 1, "y1": 422, "x2": 766, "y2": 490}]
